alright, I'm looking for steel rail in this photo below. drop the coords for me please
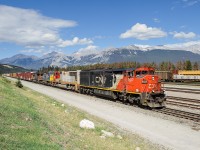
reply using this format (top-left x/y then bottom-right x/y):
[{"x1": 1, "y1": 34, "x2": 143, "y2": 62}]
[
  {"x1": 165, "y1": 88, "x2": 200, "y2": 94},
  {"x1": 153, "y1": 108, "x2": 200, "y2": 122}
]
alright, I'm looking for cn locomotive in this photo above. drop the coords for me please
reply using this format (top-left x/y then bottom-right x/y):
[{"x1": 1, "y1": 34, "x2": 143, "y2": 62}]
[{"x1": 9, "y1": 67, "x2": 166, "y2": 108}]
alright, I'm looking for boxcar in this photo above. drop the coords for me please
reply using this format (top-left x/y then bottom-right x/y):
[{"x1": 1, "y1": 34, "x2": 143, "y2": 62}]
[{"x1": 155, "y1": 71, "x2": 173, "y2": 81}]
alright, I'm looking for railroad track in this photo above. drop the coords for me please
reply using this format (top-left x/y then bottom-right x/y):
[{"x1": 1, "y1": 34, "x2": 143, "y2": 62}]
[
  {"x1": 153, "y1": 108, "x2": 200, "y2": 123},
  {"x1": 163, "y1": 82, "x2": 200, "y2": 86},
  {"x1": 164, "y1": 87, "x2": 200, "y2": 94},
  {"x1": 166, "y1": 96, "x2": 200, "y2": 110}
]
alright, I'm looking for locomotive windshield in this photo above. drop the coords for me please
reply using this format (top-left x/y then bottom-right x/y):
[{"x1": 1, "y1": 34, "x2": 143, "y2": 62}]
[
  {"x1": 149, "y1": 70, "x2": 154, "y2": 75},
  {"x1": 136, "y1": 70, "x2": 154, "y2": 77}
]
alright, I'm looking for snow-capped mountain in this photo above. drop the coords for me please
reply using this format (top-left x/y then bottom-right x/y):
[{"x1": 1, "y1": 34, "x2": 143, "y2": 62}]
[
  {"x1": 1, "y1": 43, "x2": 200, "y2": 69},
  {"x1": 134, "y1": 40, "x2": 200, "y2": 54},
  {"x1": 39, "y1": 51, "x2": 72, "y2": 67}
]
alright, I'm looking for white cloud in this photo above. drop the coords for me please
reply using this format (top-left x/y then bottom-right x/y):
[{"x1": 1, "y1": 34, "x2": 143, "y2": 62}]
[
  {"x1": 165, "y1": 40, "x2": 200, "y2": 47},
  {"x1": 164, "y1": 40, "x2": 200, "y2": 54},
  {"x1": 74, "y1": 45, "x2": 98, "y2": 57},
  {"x1": 172, "y1": 31, "x2": 196, "y2": 39},
  {"x1": 172, "y1": 0, "x2": 200, "y2": 10},
  {"x1": 0, "y1": 5, "x2": 77, "y2": 47},
  {"x1": 180, "y1": 25, "x2": 186, "y2": 29},
  {"x1": 120, "y1": 23, "x2": 167, "y2": 40},
  {"x1": 78, "y1": 45, "x2": 98, "y2": 52},
  {"x1": 20, "y1": 49, "x2": 44, "y2": 53},
  {"x1": 92, "y1": 35, "x2": 105, "y2": 40},
  {"x1": 20, "y1": 45, "x2": 64, "y2": 54},
  {"x1": 183, "y1": 0, "x2": 199, "y2": 7},
  {"x1": 59, "y1": 37, "x2": 93, "y2": 47}
]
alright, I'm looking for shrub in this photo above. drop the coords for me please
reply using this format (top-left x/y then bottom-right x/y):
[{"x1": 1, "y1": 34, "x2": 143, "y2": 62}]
[{"x1": 16, "y1": 79, "x2": 23, "y2": 88}]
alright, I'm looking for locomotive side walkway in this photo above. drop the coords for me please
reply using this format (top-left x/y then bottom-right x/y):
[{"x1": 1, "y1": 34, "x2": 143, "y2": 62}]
[{"x1": 8, "y1": 78, "x2": 200, "y2": 150}]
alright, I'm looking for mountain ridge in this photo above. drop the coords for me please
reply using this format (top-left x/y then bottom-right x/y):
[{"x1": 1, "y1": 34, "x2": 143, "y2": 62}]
[{"x1": 1, "y1": 44, "x2": 200, "y2": 69}]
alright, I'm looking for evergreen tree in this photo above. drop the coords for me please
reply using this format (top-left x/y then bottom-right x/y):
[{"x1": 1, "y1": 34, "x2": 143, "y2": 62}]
[
  {"x1": 185, "y1": 60, "x2": 192, "y2": 70},
  {"x1": 159, "y1": 62, "x2": 164, "y2": 70},
  {"x1": 176, "y1": 61, "x2": 182, "y2": 70},
  {"x1": 193, "y1": 62, "x2": 199, "y2": 70}
]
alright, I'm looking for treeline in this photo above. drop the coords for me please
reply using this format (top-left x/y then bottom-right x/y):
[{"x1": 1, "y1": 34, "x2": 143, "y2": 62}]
[{"x1": 38, "y1": 60, "x2": 199, "y2": 73}]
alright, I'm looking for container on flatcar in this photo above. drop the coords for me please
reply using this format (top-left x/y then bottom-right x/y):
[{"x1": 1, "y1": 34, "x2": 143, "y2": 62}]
[
  {"x1": 11, "y1": 73, "x2": 17, "y2": 78},
  {"x1": 54, "y1": 71, "x2": 61, "y2": 83},
  {"x1": 24, "y1": 72, "x2": 35, "y2": 80},
  {"x1": 43, "y1": 71, "x2": 54, "y2": 82},
  {"x1": 60, "y1": 71, "x2": 76, "y2": 84},
  {"x1": 24, "y1": 72, "x2": 28, "y2": 80},
  {"x1": 49, "y1": 71, "x2": 54, "y2": 82},
  {"x1": 30, "y1": 72, "x2": 36, "y2": 81},
  {"x1": 37, "y1": 73, "x2": 43, "y2": 81},
  {"x1": 33, "y1": 73, "x2": 38, "y2": 81},
  {"x1": 42, "y1": 72, "x2": 50, "y2": 82},
  {"x1": 17, "y1": 73, "x2": 23, "y2": 79},
  {"x1": 59, "y1": 70, "x2": 81, "y2": 91}
]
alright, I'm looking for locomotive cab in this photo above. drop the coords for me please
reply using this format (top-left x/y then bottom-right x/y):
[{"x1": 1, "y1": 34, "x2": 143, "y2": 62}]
[{"x1": 135, "y1": 68, "x2": 154, "y2": 77}]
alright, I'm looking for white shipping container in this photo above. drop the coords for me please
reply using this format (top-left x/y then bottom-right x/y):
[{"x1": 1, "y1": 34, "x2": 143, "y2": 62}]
[{"x1": 60, "y1": 72, "x2": 76, "y2": 83}]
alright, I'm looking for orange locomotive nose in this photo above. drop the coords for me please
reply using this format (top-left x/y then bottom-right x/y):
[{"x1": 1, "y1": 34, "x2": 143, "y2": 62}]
[{"x1": 143, "y1": 75, "x2": 162, "y2": 93}]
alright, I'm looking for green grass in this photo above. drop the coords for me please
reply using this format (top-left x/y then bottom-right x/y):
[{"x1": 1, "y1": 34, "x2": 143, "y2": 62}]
[{"x1": 0, "y1": 77, "x2": 162, "y2": 150}]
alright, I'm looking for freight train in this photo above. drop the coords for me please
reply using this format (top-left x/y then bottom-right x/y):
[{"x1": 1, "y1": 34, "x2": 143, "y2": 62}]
[
  {"x1": 155, "y1": 70, "x2": 200, "y2": 82},
  {"x1": 8, "y1": 67, "x2": 166, "y2": 108}
]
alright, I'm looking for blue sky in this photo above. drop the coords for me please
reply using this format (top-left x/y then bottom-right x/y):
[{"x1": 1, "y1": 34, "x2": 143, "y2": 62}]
[{"x1": 0, "y1": 0, "x2": 200, "y2": 59}]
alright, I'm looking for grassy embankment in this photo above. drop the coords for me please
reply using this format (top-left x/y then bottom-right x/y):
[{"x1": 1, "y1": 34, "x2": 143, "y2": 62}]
[{"x1": 0, "y1": 77, "x2": 161, "y2": 150}]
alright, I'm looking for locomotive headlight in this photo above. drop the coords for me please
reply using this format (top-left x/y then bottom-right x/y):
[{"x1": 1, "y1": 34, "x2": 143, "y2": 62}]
[{"x1": 152, "y1": 77, "x2": 154, "y2": 80}]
